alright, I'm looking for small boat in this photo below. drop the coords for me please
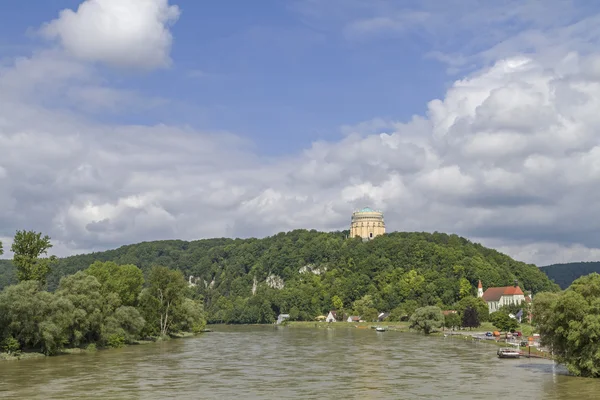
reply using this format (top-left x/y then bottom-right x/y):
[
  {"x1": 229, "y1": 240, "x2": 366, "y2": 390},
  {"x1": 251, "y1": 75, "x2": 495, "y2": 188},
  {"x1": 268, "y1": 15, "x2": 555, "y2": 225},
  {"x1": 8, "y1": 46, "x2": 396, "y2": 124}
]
[
  {"x1": 497, "y1": 348, "x2": 521, "y2": 358},
  {"x1": 375, "y1": 327, "x2": 386, "y2": 332}
]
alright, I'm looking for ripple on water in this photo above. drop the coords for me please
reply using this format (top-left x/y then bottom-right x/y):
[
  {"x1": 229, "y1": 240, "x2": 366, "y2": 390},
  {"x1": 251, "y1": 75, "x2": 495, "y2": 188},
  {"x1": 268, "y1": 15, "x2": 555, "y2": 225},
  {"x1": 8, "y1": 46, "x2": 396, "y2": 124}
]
[{"x1": 1, "y1": 326, "x2": 599, "y2": 399}]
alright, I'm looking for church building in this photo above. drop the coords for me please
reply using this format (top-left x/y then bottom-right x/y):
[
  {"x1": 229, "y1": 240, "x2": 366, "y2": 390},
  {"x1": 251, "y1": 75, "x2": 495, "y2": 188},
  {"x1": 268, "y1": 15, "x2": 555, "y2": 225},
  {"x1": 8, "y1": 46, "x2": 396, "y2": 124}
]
[{"x1": 477, "y1": 280, "x2": 527, "y2": 313}]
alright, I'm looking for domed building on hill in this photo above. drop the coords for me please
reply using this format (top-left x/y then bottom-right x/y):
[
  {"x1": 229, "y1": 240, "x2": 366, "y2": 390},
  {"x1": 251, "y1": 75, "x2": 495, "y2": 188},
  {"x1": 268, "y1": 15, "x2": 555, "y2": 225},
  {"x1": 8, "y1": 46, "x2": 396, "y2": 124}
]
[{"x1": 350, "y1": 207, "x2": 385, "y2": 240}]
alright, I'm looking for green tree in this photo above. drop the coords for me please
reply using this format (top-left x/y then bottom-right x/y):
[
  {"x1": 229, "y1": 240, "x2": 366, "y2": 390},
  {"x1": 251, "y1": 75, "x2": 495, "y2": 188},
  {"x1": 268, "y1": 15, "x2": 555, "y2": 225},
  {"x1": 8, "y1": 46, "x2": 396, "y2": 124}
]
[
  {"x1": 352, "y1": 294, "x2": 378, "y2": 321},
  {"x1": 1, "y1": 336, "x2": 20, "y2": 354},
  {"x1": 462, "y1": 306, "x2": 480, "y2": 330},
  {"x1": 455, "y1": 296, "x2": 489, "y2": 323},
  {"x1": 172, "y1": 298, "x2": 206, "y2": 333},
  {"x1": 409, "y1": 306, "x2": 443, "y2": 334},
  {"x1": 0, "y1": 240, "x2": 3, "y2": 256},
  {"x1": 332, "y1": 295, "x2": 343, "y2": 310},
  {"x1": 444, "y1": 312, "x2": 461, "y2": 330},
  {"x1": 289, "y1": 306, "x2": 300, "y2": 321},
  {"x1": 389, "y1": 300, "x2": 419, "y2": 321},
  {"x1": 458, "y1": 278, "x2": 473, "y2": 299},
  {"x1": 535, "y1": 273, "x2": 600, "y2": 377},
  {"x1": 86, "y1": 261, "x2": 144, "y2": 307},
  {"x1": 139, "y1": 266, "x2": 188, "y2": 337},
  {"x1": 11, "y1": 230, "x2": 56, "y2": 285},
  {"x1": 332, "y1": 295, "x2": 344, "y2": 320},
  {"x1": 531, "y1": 291, "x2": 559, "y2": 328},
  {"x1": 0, "y1": 281, "x2": 73, "y2": 355},
  {"x1": 489, "y1": 311, "x2": 519, "y2": 332},
  {"x1": 101, "y1": 306, "x2": 146, "y2": 346},
  {"x1": 56, "y1": 271, "x2": 111, "y2": 346}
]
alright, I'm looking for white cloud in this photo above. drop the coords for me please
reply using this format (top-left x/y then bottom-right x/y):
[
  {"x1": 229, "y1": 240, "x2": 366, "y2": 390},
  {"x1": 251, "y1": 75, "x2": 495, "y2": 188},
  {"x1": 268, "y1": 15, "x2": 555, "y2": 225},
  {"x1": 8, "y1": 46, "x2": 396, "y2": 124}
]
[
  {"x1": 296, "y1": 0, "x2": 599, "y2": 73},
  {"x1": 3, "y1": 1, "x2": 600, "y2": 268},
  {"x1": 41, "y1": 0, "x2": 180, "y2": 69},
  {"x1": 5, "y1": 49, "x2": 600, "y2": 265}
]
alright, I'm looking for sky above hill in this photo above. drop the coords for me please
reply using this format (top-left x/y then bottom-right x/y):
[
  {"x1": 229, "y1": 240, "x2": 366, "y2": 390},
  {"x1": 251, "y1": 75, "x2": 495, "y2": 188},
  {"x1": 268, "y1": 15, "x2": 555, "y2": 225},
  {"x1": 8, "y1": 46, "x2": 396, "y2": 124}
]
[{"x1": 1, "y1": 0, "x2": 600, "y2": 265}]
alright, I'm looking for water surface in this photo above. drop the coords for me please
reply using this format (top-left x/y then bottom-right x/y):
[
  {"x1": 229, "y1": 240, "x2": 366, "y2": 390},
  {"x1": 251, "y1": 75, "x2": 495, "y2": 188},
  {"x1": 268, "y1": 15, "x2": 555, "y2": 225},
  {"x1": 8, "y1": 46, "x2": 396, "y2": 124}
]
[{"x1": 0, "y1": 325, "x2": 598, "y2": 399}]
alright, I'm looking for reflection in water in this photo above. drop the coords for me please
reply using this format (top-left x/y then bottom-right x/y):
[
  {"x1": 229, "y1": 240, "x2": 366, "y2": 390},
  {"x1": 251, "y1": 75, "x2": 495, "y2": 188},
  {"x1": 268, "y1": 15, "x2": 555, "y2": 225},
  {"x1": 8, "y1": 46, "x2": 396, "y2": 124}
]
[{"x1": 0, "y1": 325, "x2": 598, "y2": 399}]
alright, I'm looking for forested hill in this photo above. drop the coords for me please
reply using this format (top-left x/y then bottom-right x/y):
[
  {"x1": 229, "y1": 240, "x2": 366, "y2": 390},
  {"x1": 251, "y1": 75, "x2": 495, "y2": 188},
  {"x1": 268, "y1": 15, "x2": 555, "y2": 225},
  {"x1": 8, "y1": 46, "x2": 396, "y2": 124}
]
[
  {"x1": 0, "y1": 230, "x2": 558, "y2": 323},
  {"x1": 540, "y1": 262, "x2": 600, "y2": 289}
]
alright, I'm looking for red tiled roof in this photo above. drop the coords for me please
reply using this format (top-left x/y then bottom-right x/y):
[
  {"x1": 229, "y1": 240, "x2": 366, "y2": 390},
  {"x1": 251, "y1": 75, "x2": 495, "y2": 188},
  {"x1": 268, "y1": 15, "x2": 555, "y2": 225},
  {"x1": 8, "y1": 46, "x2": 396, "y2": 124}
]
[
  {"x1": 442, "y1": 310, "x2": 457, "y2": 315},
  {"x1": 478, "y1": 280, "x2": 483, "y2": 289},
  {"x1": 482, "y1": 286, "x2": 524, "y2": 301},
  {"x1": 503, "y1": 286, "x2": 524, "y2": 295}
]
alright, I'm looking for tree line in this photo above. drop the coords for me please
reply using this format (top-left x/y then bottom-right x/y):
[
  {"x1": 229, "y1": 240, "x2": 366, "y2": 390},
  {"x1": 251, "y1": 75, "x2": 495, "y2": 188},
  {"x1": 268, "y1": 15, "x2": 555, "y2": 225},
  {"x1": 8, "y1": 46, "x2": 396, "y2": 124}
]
[
  {"x1": 408, "y1": 295, "x2": 525, "y2": 334},
  {"x1": 0, "y1": 230, "x2": 558, "y2": 326},
  {"x1": 0, "y1": 231, "x2": 206, "y2": 356},
  {"x1": 533, "y1": 273, "x2": 600, "y2": 378}
]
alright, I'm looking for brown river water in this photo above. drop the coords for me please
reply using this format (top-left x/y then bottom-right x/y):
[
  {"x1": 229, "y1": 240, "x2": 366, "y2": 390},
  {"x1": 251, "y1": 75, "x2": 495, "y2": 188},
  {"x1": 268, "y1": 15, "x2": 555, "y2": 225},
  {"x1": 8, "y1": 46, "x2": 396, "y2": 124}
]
[{"x1": 1, "y1": 325, "x2": 599, "y2": 399}]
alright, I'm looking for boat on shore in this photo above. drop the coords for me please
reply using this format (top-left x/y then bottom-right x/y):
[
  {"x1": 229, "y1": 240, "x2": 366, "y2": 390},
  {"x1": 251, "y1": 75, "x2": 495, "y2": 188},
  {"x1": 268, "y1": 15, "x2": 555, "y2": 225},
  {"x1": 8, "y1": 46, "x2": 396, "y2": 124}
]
[{"x1": 497, "y1": 348, "x2": 521, "y2": 359}]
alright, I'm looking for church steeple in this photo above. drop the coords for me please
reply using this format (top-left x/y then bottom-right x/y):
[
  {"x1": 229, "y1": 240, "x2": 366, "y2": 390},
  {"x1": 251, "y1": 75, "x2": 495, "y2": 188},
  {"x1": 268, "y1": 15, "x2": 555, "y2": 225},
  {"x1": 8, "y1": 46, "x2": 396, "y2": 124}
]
[{"x1": 477, "y1": 280, "x2": 484, "y2": 298}]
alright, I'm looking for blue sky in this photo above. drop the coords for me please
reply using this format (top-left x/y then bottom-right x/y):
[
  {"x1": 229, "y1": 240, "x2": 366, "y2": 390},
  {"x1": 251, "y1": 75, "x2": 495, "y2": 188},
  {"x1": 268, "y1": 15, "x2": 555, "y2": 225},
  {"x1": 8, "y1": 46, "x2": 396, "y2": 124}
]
[
  {"x1": 3, "y1": 0, "x2": 600, "y2": 265},
  {"x1": 1, "y1": 0, "x2": 447, "y2": 154}
]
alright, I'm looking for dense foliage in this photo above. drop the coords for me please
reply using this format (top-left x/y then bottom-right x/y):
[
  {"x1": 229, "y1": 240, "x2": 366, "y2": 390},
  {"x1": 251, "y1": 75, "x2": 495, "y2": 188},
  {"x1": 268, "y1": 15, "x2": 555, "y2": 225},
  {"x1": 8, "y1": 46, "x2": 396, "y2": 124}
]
[
  {"x1": 0, "y1": 233, "x2": 206, "y2": 356},
  {"x1": 11, "y1": 230, "x2": 56, "y2": 285},
  {"x1": 409, "y1": 306, "x2": 443, "y2": 334},
  {"x1": 534, "y1": 273, "x2": 600, "y2": 377},
  {"x1": 540, "y1": 262, "x2": 600, "y2": 289},
  {"x1": 489, "y1": 311, "x2": 519, "y2": 332},
  {"x1": 0, "y1": 230, "x2": 558, "y2": 325}
]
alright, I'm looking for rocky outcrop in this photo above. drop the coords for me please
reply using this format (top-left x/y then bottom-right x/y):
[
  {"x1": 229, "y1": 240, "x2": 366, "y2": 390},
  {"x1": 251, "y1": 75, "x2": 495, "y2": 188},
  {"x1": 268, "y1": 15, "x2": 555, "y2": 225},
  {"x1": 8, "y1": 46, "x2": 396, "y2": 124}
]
[
  {"x1": 266, "y1": 274, "x2": 284, "y2": 289},
  {"x1": 298, "y1": 264, "x2": 327, "y2": 275}
]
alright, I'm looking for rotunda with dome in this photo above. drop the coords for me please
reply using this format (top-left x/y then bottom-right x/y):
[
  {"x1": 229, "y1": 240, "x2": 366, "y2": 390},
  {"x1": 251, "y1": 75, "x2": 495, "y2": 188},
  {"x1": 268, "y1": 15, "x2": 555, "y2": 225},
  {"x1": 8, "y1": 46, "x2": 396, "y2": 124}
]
[{"x1": 350, "y1": 207, "x2": 385, "y2": 240}]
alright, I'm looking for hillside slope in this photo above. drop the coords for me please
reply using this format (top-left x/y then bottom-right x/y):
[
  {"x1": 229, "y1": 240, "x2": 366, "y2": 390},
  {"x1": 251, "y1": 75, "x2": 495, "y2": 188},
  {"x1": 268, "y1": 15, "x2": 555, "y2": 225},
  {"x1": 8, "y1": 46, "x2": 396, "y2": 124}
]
[
  {"x1": 540, "y1": 261, "x2": 600, "y2": 289},
  {"x1": 0, "y1": 230, "x2": 558, "y2": 323}
]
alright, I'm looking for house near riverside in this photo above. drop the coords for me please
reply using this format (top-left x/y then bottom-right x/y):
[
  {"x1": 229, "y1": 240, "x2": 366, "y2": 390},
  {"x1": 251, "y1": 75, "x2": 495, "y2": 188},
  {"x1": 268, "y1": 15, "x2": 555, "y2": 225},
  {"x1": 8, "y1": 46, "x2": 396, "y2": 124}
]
[
  {"x1": 477, "y1": 280, "x2": 530, "y2": 313},
  {"x1": 347, "y1": 316, "x2": 360, "y2": 323},
  {"x1": 326, "y1": 310, "x2": 337, "y2": 322}
]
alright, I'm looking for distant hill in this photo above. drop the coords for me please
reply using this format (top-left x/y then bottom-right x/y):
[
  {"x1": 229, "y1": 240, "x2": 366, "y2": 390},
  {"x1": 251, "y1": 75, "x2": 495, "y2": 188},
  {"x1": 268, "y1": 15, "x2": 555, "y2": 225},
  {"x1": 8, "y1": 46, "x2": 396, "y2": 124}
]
[
  {"x1": 0, "y1": 230, "x2": 559, "y2": 323},
  {"x1": 0, "y1": 237, "x2": 234, "y2": 292},
  {"x1": 540, "y1": 261, "x2": 600, "y2": 289}
]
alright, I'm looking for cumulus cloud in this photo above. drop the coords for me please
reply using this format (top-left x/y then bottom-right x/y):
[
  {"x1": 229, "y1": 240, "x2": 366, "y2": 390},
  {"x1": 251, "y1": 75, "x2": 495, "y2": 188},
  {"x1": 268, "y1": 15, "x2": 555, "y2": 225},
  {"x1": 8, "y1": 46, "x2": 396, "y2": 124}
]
[
  {"x1": 3, "y1": 1, "x2": 600, "y2": 267},
  {"x1": 4, "y1": 49, "x2": 600, "y2": 265},
  {"x1": 41, "y1": 0, "x2": 180, "y2": 69}
]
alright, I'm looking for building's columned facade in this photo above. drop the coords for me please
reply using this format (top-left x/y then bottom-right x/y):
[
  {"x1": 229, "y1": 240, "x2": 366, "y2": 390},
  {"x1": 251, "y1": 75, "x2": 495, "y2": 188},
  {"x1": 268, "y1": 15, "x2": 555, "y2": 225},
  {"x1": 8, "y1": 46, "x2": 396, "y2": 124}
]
[{"x1": 350, "y1": 207, "x2": 385, "y2": 240}]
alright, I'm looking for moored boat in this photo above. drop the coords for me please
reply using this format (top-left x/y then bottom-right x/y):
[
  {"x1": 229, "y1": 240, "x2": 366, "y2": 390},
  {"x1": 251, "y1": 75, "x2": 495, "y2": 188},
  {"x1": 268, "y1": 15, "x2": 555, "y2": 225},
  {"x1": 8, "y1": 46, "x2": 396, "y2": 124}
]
[
  {"x1": 375, "y1": 327, "x2": 386, "y2": 332},
  {"x1": 497, "y1": 348, "x2": 521, "y2": 358}
]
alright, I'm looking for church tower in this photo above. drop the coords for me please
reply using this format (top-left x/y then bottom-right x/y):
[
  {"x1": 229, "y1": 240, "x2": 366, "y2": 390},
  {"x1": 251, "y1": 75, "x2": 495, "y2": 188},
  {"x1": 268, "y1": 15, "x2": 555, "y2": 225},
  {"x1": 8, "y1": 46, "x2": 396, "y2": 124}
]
[{"x1": 477, "y1": 280, "x2": 483, "y2": 298}]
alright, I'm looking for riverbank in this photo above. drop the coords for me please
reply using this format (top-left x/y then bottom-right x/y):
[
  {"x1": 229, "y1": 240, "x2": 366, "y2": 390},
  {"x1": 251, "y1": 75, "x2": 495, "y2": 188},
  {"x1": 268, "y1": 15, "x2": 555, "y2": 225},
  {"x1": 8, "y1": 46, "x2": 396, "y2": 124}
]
[
  {"x1": 0, "y1": 331, "x2": 202, "y2": 361},
  {"x1": 284, "y1": 320, "x2": 552, "y2": 359},
  {"x1": 285, "y1": 320, "x2": 412, "y2": 331},
  {"x1": 441, "y1": 330, "x2": 553, "y2": 359}
]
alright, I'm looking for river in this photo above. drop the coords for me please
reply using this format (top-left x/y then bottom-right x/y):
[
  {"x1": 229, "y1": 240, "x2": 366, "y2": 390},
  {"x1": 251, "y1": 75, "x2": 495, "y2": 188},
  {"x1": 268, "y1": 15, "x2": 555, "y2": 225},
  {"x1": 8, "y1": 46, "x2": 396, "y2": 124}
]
[{"x1": 0, "y1": 325, "x2": 599, "y2": 399}]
